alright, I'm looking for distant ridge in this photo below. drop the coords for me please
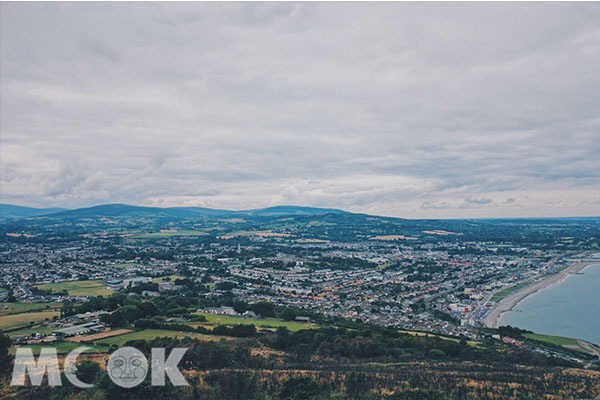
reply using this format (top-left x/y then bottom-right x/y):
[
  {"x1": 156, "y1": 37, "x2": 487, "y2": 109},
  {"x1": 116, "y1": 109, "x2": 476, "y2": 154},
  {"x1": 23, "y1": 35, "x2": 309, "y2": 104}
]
[
  {"x1": 0, "y1": 203, "x2": 348, "y2": 219},
  {"x1": 0, "y1": 204, "x2": 68, "y2": 218},
  {"x1": 237, "y1": 205, "x2": 347, "y2": 217}
]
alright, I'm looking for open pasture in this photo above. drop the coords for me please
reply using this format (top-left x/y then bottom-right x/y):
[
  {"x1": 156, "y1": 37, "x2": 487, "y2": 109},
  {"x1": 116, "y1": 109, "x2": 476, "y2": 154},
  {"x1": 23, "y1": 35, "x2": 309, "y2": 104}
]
[
  {"x1": 0, "y1": 302, "x2": 61, "y2": 317},
  {"x1": 1, "y1": 310, "x2": 61, "y2": 331},
  {"x1": 193, "y1": 312, "x2": 316, "y2": 332},
  {"x1": 33, "y1": 280, "x2": 113, "y2": 297},
  {"x1": 132, "y1": 230, "x2": 208, "y2": 239}
]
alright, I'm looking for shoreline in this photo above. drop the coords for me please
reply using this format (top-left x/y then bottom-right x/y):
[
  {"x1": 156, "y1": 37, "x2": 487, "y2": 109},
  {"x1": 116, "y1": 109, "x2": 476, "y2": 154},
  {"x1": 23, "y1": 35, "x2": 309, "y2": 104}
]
[{"x1": 482, "y1": 260, "x2": 598, "y2": 329}]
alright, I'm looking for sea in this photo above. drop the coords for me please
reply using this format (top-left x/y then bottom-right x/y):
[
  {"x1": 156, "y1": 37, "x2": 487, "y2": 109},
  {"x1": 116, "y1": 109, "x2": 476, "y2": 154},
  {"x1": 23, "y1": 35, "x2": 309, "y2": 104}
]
[{"x1": 499, "y1": 262, "x2": 600, "y2": 345}]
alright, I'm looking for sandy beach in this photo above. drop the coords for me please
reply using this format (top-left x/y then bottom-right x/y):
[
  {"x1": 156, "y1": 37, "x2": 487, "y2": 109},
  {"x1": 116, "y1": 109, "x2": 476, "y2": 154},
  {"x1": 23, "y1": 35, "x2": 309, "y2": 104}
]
[{"x1": 483, "y1": 260, "x2": 598, "y2": 328}]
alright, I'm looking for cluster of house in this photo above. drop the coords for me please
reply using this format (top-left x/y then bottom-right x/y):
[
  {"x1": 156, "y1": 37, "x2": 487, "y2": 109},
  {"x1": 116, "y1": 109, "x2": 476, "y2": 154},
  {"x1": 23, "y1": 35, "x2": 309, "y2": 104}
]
[
  {"x1": 106, "y1": 276, "x2": 153, "y2": 290},
  {"x1": 447, "y1": 303, "x2": 474, "y2": 313},
  {"x1": 1, "y1": 239, "x2": 181, "y2": 302},
  {"x1": 481, "y1": 333, "x2": 525, "y2": 347},
  {"x1": 106, "y1": 276, "x2": 184, "y2": 296},
  {"x1": 2, "y1": 229, "x2": 571, "y2": 347},
  {"x1": 502, "y1": 336, "x2": 525, "y2": 347},
  {"x1": 203, "y1": 306, "x2": 239, "y2": 315},
  {"x1": 12, "y1": 332, "x2": 57, "y2": 344},
  {"x1": 12, "y1": 311, "x2": 109, "y2": 344},
  {"x1": 53, "y1": 321, "x2": 106, "y2": 338}
]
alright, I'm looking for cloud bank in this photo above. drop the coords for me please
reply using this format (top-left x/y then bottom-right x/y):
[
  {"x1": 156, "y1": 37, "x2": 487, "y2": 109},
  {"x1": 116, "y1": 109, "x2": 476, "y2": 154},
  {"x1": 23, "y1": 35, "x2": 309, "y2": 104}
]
[{"x1": 1, "y1": 3, "x2": 599, "y2": 218}]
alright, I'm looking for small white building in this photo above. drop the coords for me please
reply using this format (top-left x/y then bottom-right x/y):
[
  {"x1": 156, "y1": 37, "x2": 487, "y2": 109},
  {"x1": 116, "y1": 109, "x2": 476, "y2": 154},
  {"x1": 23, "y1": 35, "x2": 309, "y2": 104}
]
[{"x1": 122, "y1": 277, "x2": 152, "y2": 288}]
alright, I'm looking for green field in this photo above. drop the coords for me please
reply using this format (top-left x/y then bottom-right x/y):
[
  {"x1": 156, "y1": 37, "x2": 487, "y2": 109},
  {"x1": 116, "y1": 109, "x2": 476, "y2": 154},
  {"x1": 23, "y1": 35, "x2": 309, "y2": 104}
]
[
  {"x1": 0, "y1": 302, "x2": 61, "y2": 317},
  {"x1": 306, "y1": 221, "x2": 336, "y2": 227},
  {"x1": 193, "y1": 312, "x2": 316, "y2": 332},
  {"x1": 7, "y1": 325, "x2": 57, "y2": 337},
  {"x1": 152, "y1": 275, "x2": 185, "y2": 283},
  {"x1": 0, "y1": 310, "x2": 61, "y2": 331},
  {"x1": 491, "y1": 281, "x2": 531, "y2": 302},
  {"x1": 132, "y1": 230, "x2": 208, "y2": 239},
  {"x1": 522, "y1": 333, "x2": 592, "y2": 354},
  {"x1": 95, "y1": 329, "x2": 227, "y2": 345},
  {"x1": 34, "y1": 280, "x2": 113, "y2": 297},
  {"x1": 377, "y1": 262, "x2": 394, "y2": 271},
  {"x1": 109, "y1": 263, "x2": 139, "y2": 269}
]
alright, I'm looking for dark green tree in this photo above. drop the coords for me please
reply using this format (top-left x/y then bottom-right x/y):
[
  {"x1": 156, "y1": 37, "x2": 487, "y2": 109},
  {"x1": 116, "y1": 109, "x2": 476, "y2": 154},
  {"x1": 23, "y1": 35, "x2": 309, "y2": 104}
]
[
  {"x1": 279, "y1": 376, "x2": 321, "y2": 400},
  {"x1": 0, "y1": 333, "x2": 13, "y2": 375}
]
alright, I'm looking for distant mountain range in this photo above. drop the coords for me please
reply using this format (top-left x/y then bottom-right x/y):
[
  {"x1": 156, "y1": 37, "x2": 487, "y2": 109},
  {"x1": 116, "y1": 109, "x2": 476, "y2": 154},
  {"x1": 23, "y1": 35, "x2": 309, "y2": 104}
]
[
  {"x1": 0, "y1": 204, "x2": 69, "y2": 218},
  {"x1": 0, "y1": 203, "x2": 348, "y2": 219}
]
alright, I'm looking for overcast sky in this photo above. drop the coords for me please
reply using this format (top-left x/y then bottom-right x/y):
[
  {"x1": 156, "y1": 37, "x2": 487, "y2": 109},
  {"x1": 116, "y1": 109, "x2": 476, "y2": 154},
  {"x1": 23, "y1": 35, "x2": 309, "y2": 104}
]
[{"x1": 1, "y1": 3, "x2": 599, "y2": 218}]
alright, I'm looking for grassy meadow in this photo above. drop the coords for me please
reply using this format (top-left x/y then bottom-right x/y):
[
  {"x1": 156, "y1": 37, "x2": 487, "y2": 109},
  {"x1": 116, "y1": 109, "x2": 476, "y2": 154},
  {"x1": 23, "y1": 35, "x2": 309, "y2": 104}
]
[
  {"x1": 132, "y1": 230, "x2": 208, "y2": 239},
  {"x1": 95, "y1": 329, "x2": 228, "y2": 346},
  {"x1": 522, "y1": 332, "x2": 598, "y2": 355},
  {"x1": 491, "y1": 281, "x2": 532, "y2": 302},
  {"x1": 0, "y1": 302, "x2": 61, "y2": 316},
  {"x1": 6, "y1": 325, "x2": 57, "y2": 337},
  {"x1": 152, "y1": 275, "x2": 185, "y2": 283},
  {"x1": 192, "y1": 311, "x2": 316, "y2": 332},
  {"x1": 34, "y1": 280, "x2": 113, "y2": 296},
  {"x1": 0, "y1": 310, "x2": 61, "y2": 331}
]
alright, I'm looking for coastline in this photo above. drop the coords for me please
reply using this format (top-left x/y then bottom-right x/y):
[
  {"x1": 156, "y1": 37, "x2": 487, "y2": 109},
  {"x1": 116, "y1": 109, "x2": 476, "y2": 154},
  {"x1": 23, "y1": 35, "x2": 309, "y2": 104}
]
[{"x1": 483, "y1": 260, "x2": 598, "y2": 329}]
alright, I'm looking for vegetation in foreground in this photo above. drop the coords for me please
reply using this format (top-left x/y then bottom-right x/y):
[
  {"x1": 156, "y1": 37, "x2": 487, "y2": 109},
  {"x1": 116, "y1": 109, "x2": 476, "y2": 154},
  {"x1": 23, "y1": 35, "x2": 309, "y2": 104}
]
[
  {"x1": 1, "y1": 327, "x2": 599, "y2": 400},
  {"x1": 1, "y1": 300, "x2": 600, "y2": 400}
]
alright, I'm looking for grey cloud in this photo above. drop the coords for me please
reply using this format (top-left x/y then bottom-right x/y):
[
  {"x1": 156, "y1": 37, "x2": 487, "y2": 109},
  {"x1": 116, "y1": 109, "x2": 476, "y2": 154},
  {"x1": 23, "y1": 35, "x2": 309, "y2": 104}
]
[
  {"x1": 78, "y1": 37, "x2": 121, "y2": 63},
  {"x1": 1, "y1": 3, "x2": 599, "y2": 218},
  {"x1": 421, "y1": 201, "x2": 452, "y2": 210},
  {"x1": 464, "y1": 197, "x2": 493, "y2": 205}
]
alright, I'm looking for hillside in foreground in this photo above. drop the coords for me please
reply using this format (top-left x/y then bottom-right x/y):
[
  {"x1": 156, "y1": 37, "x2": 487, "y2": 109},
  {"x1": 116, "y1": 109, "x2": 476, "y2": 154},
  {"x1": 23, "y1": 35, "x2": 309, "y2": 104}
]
[{"x1": 1, "y1": 298, "x2": 599, "y2": 399}]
